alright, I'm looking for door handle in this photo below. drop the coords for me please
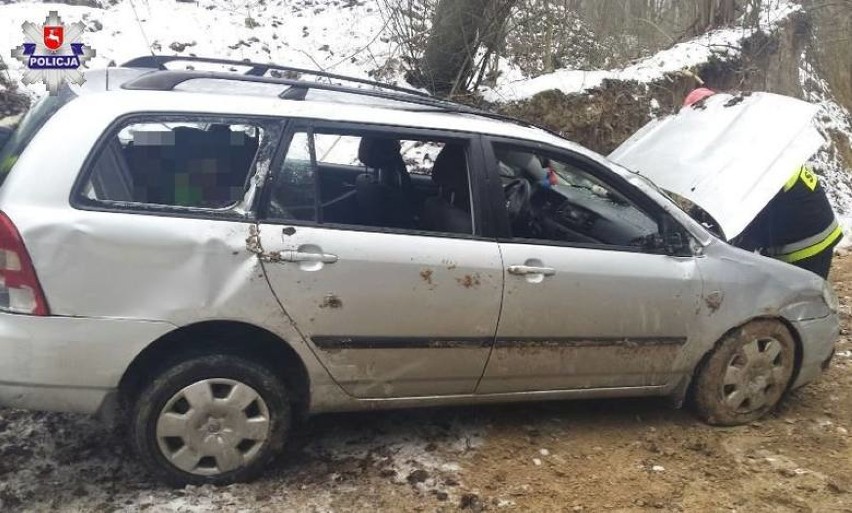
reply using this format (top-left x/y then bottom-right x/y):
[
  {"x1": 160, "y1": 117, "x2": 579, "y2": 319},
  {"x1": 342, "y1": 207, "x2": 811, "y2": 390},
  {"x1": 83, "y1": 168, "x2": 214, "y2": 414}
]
[
  {"x1": 288, "y1": 251, "x2": 338, "y2": 264},
  {"x1": 507, "y1": 265, "x2": 555, "y2": 276}
]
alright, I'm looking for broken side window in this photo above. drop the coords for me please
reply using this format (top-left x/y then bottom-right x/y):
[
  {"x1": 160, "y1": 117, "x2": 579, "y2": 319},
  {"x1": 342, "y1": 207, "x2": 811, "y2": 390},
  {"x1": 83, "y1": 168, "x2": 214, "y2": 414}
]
[{"x1": 79, "y1": 118, "x2": 266, "y2": 211}]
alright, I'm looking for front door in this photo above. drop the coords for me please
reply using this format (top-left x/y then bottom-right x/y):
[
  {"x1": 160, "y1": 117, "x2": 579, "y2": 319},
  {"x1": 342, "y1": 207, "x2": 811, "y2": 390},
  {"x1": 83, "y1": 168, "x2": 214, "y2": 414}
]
[
  {"x1": 478, "y1": 141, "x2": 702, "y2": 393},
  {"x1": 258, "y1": 123, "x2": 503, "y2": 398}
]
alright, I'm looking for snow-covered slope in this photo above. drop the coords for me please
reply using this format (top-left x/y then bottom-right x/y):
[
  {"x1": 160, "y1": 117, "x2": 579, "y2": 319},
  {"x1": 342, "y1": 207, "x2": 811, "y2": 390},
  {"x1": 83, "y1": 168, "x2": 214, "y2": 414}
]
[
  {"x1": 800, "y1": 56, "x2": 852, "y2": 223},
  {"x1": 482, "y1": 1, "x2": 802, "y2": 102},
  {"x1": 0, "y1": 0, "x2": 399, "y2": 94}
]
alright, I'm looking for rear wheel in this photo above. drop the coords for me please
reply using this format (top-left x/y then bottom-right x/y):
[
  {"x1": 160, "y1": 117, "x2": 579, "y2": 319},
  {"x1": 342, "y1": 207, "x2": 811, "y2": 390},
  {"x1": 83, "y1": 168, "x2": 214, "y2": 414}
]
[
  {"x1": 130, "y1": 354, "x2": 290, "y2": 486},
  {"x1": 692, "y1": 320, "x2": 796, "y2": 426}
]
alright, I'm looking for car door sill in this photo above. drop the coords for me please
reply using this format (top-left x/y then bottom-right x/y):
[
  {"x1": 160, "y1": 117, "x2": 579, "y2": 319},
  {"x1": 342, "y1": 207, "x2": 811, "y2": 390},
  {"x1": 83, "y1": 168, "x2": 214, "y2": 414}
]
[{"x1": 314, "y1": 384, "x2": 675, "y2": 413}]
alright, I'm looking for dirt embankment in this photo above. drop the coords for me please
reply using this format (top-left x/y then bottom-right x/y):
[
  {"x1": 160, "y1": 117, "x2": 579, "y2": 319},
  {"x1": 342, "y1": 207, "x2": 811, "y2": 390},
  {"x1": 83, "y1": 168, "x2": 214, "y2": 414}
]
[{"x1": 498, "y1": 11, "x2": 832, "y2": 158}]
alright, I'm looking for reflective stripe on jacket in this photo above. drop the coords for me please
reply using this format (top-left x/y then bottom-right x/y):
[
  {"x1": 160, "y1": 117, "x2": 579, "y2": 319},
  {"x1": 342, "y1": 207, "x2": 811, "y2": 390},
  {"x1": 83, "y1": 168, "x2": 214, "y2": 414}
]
[
  {"x1": 773, "y1": 218, "x2": 842, "y2": 263},
  {"x1": 765, "y1": 166, "x2": 842, "y2": 262}
]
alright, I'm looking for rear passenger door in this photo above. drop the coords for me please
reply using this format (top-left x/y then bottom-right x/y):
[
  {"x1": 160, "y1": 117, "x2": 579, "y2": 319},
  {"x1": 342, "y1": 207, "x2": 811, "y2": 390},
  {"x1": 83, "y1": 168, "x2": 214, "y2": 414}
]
[
  {"x1": 257, "y1": 122, "x2": 504, "y2": 399},
  {"x1": 59, "y1": 115, "x2": 284, "y2": 326}
]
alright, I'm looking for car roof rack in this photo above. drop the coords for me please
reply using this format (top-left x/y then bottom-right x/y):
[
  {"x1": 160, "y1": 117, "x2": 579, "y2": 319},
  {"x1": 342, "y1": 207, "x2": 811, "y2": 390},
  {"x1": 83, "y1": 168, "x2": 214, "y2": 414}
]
[
  {"x1": 120, "y1": 55, "x2": 562, "y2": 137},
  {"x1": 122, "y1": 55, "x2": 433, "y2": 98}
]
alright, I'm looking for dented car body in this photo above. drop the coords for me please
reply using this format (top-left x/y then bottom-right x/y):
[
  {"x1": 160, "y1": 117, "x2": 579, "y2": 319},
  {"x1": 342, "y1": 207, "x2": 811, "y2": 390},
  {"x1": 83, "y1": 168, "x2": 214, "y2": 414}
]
[{"x1": 0, "y1": 59, "x2": 839, "y2": 484}]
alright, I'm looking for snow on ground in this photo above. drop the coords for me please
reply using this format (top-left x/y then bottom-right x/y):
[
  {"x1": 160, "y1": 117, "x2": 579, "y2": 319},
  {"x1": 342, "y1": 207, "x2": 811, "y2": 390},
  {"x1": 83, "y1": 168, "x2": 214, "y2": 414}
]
[
  {"x1": 0, "y1": 0, "x2": 400, "y2": 98},
  {"x1": 0, "y1": 406, "x2": 486, "y2": 511},
  {"x1": 482, "y1": 0, "x2": 802, "y2": 102}
]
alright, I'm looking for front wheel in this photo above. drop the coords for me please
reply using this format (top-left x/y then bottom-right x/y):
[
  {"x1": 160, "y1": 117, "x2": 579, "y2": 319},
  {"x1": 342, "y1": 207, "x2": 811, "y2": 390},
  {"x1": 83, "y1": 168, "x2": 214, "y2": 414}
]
[
  {"x1": 130, "y1": 354, "x2": 291, "y2": 486},
  {"x1": 692, "y1": 320, "x2": 796, "y2": 426}
]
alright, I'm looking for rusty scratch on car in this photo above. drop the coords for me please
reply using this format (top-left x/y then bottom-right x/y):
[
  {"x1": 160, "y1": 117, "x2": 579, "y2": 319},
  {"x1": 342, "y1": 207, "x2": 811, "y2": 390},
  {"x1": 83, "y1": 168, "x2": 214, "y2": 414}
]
[
  {"x1": 420, "y1": 268, "x2": 433, "y2": 285},
  {"x1": 246, "y1": 225, "x2": 286, "y2": 262},
  {"x1": 704, "y1": 291, "x2": 723, "y2": 313},
  {"x1": 456, "y1": 273, "x2": 481, "y2": 288},
  {"x1": 319, "y1": 293, "x2": 343, "y2": 309},
  {"x1": 441, "y1": 258, "x2": 457, "y2": 270},
  {"x1": 246, "y1": 224, "x2": 263, "y2": 255}
]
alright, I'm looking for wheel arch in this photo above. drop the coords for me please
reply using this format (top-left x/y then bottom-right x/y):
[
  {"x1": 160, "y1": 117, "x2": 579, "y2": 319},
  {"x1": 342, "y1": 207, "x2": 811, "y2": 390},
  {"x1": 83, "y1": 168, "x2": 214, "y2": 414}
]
[
  {"x1": 118, "y1": 320, "x2": 310, "y2": 415},
  {"x1": 676, "y1": 315, "x2": 804, "y2": 407}
]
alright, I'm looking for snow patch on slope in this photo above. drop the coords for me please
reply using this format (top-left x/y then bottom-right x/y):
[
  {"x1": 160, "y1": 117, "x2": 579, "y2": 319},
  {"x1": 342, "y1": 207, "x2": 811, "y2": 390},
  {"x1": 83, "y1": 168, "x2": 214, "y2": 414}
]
[
  {"x1": 799, "y1": 55, "x2": 852, "y2": 246},
  {"x1": 482, "y1": 0, "x2": 801, "y2": 102}
]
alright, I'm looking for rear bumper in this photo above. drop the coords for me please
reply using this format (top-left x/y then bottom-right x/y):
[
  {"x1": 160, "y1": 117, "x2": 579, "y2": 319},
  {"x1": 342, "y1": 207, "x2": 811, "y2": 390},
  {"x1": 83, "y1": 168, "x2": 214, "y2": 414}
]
[
  {"x1": 791, "y1": 313, "x2": 840, "y2": 389},
  {"x1": 0, "y1": 313, "x2": 175, "y2": 413}
]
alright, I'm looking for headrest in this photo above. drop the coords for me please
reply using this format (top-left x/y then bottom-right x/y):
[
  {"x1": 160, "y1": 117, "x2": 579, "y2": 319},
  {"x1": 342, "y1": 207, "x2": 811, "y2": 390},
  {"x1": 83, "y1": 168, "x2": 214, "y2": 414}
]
[
  {"x1": 432, "y1": 144, "x2": 468, "y2": 192},
  {"x1": 358, "y1": 137, "x2": 402, "y2": 168}
]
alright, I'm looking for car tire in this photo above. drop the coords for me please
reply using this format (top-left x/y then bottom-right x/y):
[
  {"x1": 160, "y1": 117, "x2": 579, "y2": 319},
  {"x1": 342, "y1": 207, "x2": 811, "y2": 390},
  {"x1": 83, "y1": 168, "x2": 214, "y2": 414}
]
[
  {"x1": 692, "y1": 320, "x2": 796, "y2": 426},
  {"x1": 130, "y1": 354, "x2": 290, "y2": 486}
]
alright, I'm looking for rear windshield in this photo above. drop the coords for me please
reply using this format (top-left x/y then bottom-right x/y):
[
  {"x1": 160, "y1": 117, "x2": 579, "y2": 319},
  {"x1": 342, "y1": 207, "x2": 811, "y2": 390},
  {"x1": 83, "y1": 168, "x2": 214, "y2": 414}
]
[{"x1": 0, "y1": 87, "x2": 76, "y2": 186}]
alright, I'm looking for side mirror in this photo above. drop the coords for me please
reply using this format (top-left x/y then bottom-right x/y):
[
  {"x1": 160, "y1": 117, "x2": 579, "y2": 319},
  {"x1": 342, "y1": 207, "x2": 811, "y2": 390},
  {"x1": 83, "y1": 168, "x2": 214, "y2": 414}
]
[
  {"x1": 663, "y1": 231, "x2": 690, "y2": 256},
  {"x1": 641, "y1": 230, "x2": 690, "y2": 256},
  {"x1": 654, "y1": 216, "x2": 692, "y2": 256}
]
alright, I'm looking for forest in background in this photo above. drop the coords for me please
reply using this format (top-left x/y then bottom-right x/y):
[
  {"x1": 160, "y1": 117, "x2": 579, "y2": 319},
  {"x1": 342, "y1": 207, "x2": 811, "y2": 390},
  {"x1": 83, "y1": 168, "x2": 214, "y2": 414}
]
[{"x1": 381, "y1": 0, "x2": 849, "y2": 102}]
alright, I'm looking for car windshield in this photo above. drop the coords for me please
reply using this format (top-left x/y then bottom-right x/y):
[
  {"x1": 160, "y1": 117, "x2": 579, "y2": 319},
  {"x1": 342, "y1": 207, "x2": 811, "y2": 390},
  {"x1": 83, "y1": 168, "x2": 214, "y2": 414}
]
[{"x1": 0, "y1": 87, "x2": 76, "y2": 187}]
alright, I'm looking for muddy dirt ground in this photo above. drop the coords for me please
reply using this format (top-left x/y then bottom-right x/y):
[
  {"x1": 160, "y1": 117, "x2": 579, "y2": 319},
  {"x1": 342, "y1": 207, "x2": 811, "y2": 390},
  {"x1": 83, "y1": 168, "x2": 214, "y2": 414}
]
[{"x1": 2, "y1": 257, "x2": 852, "y2": 513}]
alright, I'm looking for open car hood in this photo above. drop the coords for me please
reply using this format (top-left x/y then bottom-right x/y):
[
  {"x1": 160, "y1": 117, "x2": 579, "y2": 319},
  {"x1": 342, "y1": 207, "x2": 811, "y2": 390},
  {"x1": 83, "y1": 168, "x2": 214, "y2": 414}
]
[{"x1": 608, "y1": 92, "x2": 824, "y2": 240}]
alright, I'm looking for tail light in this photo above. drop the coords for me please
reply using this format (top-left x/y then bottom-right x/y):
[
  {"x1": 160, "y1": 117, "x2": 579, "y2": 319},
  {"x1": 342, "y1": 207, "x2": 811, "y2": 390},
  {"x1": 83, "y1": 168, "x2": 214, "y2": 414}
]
[{"x1": 0, "y1": 211, "x2": 48, "y2": 315}]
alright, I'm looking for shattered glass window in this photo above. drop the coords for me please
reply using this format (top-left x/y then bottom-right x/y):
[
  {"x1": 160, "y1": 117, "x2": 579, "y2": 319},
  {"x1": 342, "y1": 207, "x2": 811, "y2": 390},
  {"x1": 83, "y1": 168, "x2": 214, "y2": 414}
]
[
  {"x1": 81, "y1": 120, "x2": 264, "y2": 210},
  {"x1": 271, "y1": 132, "x2": 317, "y2": 221}
]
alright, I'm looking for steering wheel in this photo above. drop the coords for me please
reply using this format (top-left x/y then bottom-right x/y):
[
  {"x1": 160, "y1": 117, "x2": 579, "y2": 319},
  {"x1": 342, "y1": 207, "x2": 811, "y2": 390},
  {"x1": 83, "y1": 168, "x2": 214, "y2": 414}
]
[{"x1": 503, "y1": 177, "x2": 532, "y2": 221}]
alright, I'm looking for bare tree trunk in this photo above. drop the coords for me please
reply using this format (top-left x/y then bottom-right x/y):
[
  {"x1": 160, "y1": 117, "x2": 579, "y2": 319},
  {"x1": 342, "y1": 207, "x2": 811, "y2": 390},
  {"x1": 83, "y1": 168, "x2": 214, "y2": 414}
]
[
  {"x1": 697, "y1": 0, "x2": 738, "y2": 31},
  {"x1": 542, "y1": 0, "x2": 554, "y2": 73},
  {"x1": 409, "y1": 0, "x2": 516, "y2": 96}
]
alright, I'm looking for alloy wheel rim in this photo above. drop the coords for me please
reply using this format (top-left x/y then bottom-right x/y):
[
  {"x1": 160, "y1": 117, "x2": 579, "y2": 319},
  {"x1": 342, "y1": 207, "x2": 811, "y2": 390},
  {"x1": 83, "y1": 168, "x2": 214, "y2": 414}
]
[
  {"x1": 156, "y1": 378, "x2": 270, "y2": 475},
  {"x1": 722, "y1": 337, "x2": 787, "y2": 414}
]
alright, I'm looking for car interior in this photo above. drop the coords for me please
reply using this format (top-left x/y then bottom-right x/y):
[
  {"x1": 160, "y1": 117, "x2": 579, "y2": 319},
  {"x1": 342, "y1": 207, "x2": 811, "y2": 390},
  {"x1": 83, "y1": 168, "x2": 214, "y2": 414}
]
[
  {"x1": 268, "y1": 132, "x2": 475, "y2": 235},
  {"x1": 86, "y1": 122, "x2": 261, "y2": 209},
  {"x1": 493, "y1": 145, "x2": 661, "y2": 247}
]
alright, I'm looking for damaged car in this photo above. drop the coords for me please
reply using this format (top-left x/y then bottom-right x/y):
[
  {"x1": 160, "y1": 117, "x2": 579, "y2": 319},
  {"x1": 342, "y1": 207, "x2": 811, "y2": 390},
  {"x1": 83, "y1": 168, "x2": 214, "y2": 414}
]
[{"x1": 0, "y1": 56, "x2": 839, "y2": 486}]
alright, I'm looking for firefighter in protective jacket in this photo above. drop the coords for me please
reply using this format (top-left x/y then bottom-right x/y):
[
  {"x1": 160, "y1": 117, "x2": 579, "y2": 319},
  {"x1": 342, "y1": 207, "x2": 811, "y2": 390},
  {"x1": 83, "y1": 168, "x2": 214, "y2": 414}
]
[{"x1": 735, "y1": 165, "x2": 842, "y2": 279}]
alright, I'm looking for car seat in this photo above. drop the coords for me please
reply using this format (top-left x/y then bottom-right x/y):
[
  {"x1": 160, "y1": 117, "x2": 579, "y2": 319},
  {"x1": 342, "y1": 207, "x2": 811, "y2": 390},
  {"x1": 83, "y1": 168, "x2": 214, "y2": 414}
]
[
  {"x1": 421, "y1": 144, "x2": 472, "y2": 234},
  {"x1": 356, "y1": 137, "x2": 413, "y2": 228}
]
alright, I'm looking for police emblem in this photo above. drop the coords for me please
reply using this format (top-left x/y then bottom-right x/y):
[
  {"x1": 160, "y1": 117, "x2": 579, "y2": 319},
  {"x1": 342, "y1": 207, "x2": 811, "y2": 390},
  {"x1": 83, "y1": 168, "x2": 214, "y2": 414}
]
[{"x1": 11, "y1": 11, "x2": 96, "y2": 95}]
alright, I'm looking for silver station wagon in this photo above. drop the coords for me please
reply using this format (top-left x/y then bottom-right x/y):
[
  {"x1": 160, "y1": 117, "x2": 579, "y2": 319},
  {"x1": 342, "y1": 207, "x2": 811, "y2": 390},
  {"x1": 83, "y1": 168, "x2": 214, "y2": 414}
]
[{"x1": 0, "y1": 56, "x2": 839, "y2": 485}]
